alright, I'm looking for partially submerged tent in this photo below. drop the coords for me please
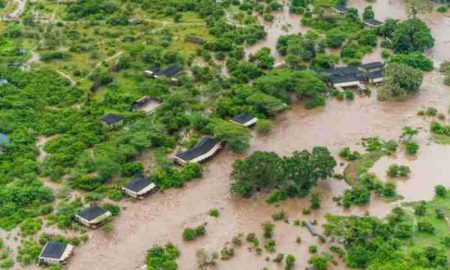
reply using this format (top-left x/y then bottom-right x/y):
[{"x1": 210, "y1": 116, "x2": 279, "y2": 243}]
[
  {"x1": 333, "y1": 5, "x2": 349, "y2": 14},
  {"x1": 38, "y1": 242, "x2": 74, "y2": 265},
  {"x1": 324, "y1": 66, "x2": 363, "y2": 89},
  {"x1": 230, "y1": 113, "x2": 257, "y2": 127},
  {"x1": 76, "y1": 205, "x2": 112, "y2": 228},
  {"x1": 174, "y1": 136, "x2": 222, "y2": 164},
  {"x1": 100, "y1": 114, "x2": 123, "y2": 128},
  {"x1": 130, "y1": 96, "x2": 161, "y2": 115},
  {"x1": 305, "y1": 221, "x2": 318, "y2": 236},
  {"x1": 360, "y1": 62, "x2": 384, "y2": 84},
  {"x1": 145, "y1": 65, "x2": 183, "y2": 82},
  {"x1": 122, "y1": 176, "x2": 157, "y2": 199},
  {"x1": 364, "y1": 18, "x2": 384, "y2": 27}
]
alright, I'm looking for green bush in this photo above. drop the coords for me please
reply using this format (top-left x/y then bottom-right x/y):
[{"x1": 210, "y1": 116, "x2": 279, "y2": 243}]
[
  {"x1": 146, "y1": 243, "x2": 180, "y2": 270},
  {"x1": 182, "y1": 225, "x2": 206, "y2": 241}
]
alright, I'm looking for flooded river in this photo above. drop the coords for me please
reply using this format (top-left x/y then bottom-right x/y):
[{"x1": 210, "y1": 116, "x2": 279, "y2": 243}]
[{"x1": 35, "y1": 0, "x2": 450, "y2": 269}]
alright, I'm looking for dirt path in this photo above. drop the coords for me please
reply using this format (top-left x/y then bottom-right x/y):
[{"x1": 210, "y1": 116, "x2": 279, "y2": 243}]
[{"x1": 1, "y1": 0, "x2": 27, "y2": 20}]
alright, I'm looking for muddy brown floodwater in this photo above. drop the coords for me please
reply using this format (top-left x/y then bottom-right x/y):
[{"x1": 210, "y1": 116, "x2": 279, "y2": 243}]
[{"x1": 68, "y1": 1, "x2": 450, "y2": 270}]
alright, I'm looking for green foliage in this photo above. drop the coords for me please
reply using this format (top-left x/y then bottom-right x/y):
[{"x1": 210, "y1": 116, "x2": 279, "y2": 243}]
[
  {"x1": 386, "y1": 164, "x2": 411, "y2": 177},
  {"x1": 308, "y1": 245, "x2": 318, "y2": 253},
  {"x1": 339, "y1": 147, "x2": 361, "y2": 161},
  {"x1": 17, "y1": 240, "x2": 40, "y2": 265},
  {"x1": 182, "y1": 225, "x2": 206, "y2": 241},
  {"x1": 102, "y1": 203, "x2": 120, "y2": 216},
  {"x1": 325, "y1": 193, "x2": 450, "y2": 269},
  {"x1": 146, "y1": 243, "x2": 180, "y2": 270},
  {"x1": 391, "y1": 18, "x2": 434, "y2": 53},
  {"x1": 231, "y1": 147, "x2": 336, "y2": 198},
  {"x1": 434, "y1": 185, "x2": 447, "y2": 198},
  {"x1": 261, "y1": 222, "x2": 275, "y2": 239},
  {"x1": 342, "y1": 186, "x2": 371, "y2": 208},
  {"x1": 389, "y1": 53, "x2": 433, "y2": 71},
  {"x1": 19, "y1": 219, "x2": 42, "y2": 236},
  {"x1": 308, "y1": 253, "x2": 330, "y2": 270},
  {"x1": 208, "y1": 209, "x2": 219, "y2": 218},
  {"x1": 362, "y1": 5, "x2": 375, "y2": 20},
  {"x1": 220, "y1": 246, "x2": 234, "y2": 260},
  {"x1": 255, "y1": 119, "x2": 273, "y2": 135},
  {"x1": 379, "y1": 63, "x2": 423, "y2": 100},
  {"x1": 285, "y1": 254, "x2": 296, "y2": 270},
  {"x1": 209, "y1": 119, "x2": 251, "y2": 153},
  {"x1": 254, "y1": 69, "x2": 328, "y2": 100},
  {"x1": 249, "y1": 47, "x2": 275, "y2": 69},
  {"x1": 152, "y1": 163, "x2": 202, "y2": 190}
]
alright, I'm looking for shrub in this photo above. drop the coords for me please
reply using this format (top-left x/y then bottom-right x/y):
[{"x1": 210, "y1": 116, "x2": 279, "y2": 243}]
[
  {"x1": 339, "y1": 147, "x2": 361, "y2": 161},
  {"x1": 208, "y1": 209, "x2": 219, "y2": 218},
  {"x1": 102, "y1": 203, "x2": 120, "y2": 216},
  {"x1": 414, "y1": 201, "x2": 427, "y2": 216},
  {"x1": 308, "y1": 245, "x2": 318, "y2": 253},
  {"x1": 183, "y1": 225, "x2": 206, "y2": 241},
  {"x1": 417, "y1": 219, "x2": 434, "y2": 233},
  {"x1": 20, "y1": 219, "x2": 42, "y2": 236},
  {"x1": 272, "y1": 210, "x2": 288, "y2": 221},
  {"x1": 262, "y1": 222, "x2": 275, "y2": 238},
  {"x1": 256, "y1": 119, "x2": 273, "y2": 135},
  {"x1": 386, "y1": 164, "x2": 410, "y2": 177},
  {"x1": 285, "y1": 254, "x2": 296, "y2": 270},
  {"x1": 434, "y1": 185, "x2": 447, "y2": 197},
  {"x1": 405, "y1": 142, "x2": 419, "y2": 155},
  {"x1": 220, "y1": 246, "x2": 235, "y2": 260},
  {"x1": 146, "y1": 243, "x2": 180, "y2": 270},
  {"x1": 264, "y1": 239, "x2": 276, "y2": 253}
]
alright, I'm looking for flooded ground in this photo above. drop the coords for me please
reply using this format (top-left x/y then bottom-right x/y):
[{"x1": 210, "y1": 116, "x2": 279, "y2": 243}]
[
  {"x1": 70, "y1": 68, "x2": 450, "y2": 270},
  {"x1": 30, "y1": 0, "x2": 450, "y2": 269},
  {"x1": 245, "y1": 0, "x2": 308, "y2": 63}
]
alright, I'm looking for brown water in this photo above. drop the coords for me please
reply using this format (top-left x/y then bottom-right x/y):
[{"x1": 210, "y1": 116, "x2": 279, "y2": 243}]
[
  {"x1": 26, "y1": 1, "x2": 450, "y2": 269},
  {"x1": 245, "y1": 0, "x2": 308, "y2": 63},
  {"x1": 349, "y1": 0, "x2": 450, "y2": 61},
  {"x1": 69, "y1": 67, "x2": 450, "y2": 270}
]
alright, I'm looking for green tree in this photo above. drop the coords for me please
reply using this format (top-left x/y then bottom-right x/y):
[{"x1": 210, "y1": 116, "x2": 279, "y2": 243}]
[
  {"x1": 362, "y1": 6, "x2": 374, "y2": 20},
  {"x1": 379, "y1": 63, "x2": 423, "y2": 100},
  {"x1": 231, "y1": 151, "x2": 285, "y2": 198},
  {"x1": 209, "y1": 119, "x2": 251, "y2": 153},
  {"x1": 308, "y1": 254, "x2": 330, "y2": 270},
  {"x1": 391, "y1": 18, "x2": 434, "y2": 53}
]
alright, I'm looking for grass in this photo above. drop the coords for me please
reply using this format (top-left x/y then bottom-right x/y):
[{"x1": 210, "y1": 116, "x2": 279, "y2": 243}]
[
  {"x1": 343, "y1": 150, "x2": 384, "y2": 186},
  {"x1": 431, "y1": 134, "x2": 450, "y2": 145},
  {"x1": 403, "y1": 192, "x2": 450, "y2": 255}
]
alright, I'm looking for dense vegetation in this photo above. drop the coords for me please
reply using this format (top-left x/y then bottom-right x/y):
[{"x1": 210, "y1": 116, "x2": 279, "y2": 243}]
[
  {"x1": 324, "y1": 189, "x2": 450, "y2": 270},
  {"x1": 0, "y1": 0, "x2": 445, "y2": 267},
  {"x1": 231, "y1": 147, "x2": 336, "y2": 198}
]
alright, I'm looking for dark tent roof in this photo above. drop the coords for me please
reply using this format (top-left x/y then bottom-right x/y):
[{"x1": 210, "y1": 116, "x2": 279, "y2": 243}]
[
  {"x1": 364, "y1": 18, "x2": 383, "y2": 26},
  {"x1": 328, "y1": 74, "x2": 360, "y2": 84},
  {"x1": 131, "y1": 96, "x2": 160, "y2": 110},
  {"x1": 77, "y1": 205, "x2": 108, "y2": 221},
  {"x1": 146, "y1": 66, "x2": 161, "y2": 74},
  {"x1": 124, "y1": 177, "x2": 152, "y2": 192},
  {"x1": 101, "y1": 114, "x2": 123, "y2": 125},
  {"x1": 175, "y1": 136, "x2": 219, "y2": 162},
  {"x1": 162, "y1": 65, "x2": 183, "y2": 77},
  {"x1": 366, "y1": 70, "x2": 383, "y2": 79},
  {"x1": 305, "y1": 222, "x2": 318, "y2": 236},
  {"x1": 40, "y1": 242, "x2": 68, "y2": 259},
  {"x1": 231, "y1": 113, "x2": 255, "y2": 124},
  {"x1": 331, "y1": 66, "x2": 360, "y2": 75},
  {"x1": 361, "y1": 62, "x2": 384, "y2": 70},
  {"x1": 334, "y1": 5, "x2": 348, "y2": 12}
]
